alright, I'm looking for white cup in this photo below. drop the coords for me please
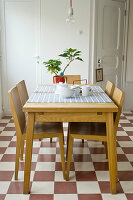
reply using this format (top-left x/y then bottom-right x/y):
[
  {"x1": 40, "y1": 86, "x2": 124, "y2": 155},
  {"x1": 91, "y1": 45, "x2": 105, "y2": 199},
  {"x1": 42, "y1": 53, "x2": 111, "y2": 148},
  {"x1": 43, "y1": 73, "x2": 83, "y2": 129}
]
[{"x1": 82, "y1": 86, "x2": 91, "y2": 96}]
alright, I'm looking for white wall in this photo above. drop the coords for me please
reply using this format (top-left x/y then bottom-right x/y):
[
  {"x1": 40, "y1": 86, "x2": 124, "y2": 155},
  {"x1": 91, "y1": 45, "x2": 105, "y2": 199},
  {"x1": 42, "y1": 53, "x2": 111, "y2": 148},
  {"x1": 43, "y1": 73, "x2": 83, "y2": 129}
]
[
  {"x1": 40, "y1": 0, "x2": 90, "y2": 84},
  {"x1": 0, "y1": 2, "x2": 3, "y2": 118},
  {"x1": 124, "y1": 0, "x2": 133, "y2": 110}
]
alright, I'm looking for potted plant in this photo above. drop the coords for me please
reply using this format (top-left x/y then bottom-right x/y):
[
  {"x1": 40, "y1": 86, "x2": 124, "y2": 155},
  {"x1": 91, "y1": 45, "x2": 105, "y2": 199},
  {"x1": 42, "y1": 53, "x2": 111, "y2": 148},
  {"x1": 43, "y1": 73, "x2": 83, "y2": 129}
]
[
  {"x1": 43, "y1": 59, "x2": 64, "y2": 83},
  {"x1": 43, "y1": 48, "x2": 83, "y2": 83}
]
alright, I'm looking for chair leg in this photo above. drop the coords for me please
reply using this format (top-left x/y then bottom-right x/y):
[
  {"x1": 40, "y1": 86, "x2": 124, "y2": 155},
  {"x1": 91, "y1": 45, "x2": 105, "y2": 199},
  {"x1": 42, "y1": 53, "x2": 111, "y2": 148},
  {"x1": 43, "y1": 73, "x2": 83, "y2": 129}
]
[
  {"x1": 15, "y1": 138, "x2": 21, "y2": 180},
  {"x1": 104, "y1": 142, "x2": 108, "y2": 159},
  {"x1": 20, "y1": 139, "x2": 24, "y2": 160},
  {"x1": 66, "y1": 126, "x2": 70, "y2": 160},
  {"x1": 82, "y1": 139, "x2": 84, "y2": 143},
  {"x1": 59, "y1": 134, "x2": 66, "y2": 180},
  {"x1": 50, "y1": 138, "x2": 52, "y2": 143},
  {"x1": 66, "y1": 135, "x2": 74, "y2": 181}
]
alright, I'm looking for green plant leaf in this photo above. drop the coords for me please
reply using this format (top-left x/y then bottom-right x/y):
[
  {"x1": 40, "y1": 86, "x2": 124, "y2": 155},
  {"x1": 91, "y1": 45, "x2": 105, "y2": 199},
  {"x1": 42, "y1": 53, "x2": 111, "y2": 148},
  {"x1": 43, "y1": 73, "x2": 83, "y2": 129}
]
[{"x1": 75, "y1": 57, "x2": 83, "y2": 61}]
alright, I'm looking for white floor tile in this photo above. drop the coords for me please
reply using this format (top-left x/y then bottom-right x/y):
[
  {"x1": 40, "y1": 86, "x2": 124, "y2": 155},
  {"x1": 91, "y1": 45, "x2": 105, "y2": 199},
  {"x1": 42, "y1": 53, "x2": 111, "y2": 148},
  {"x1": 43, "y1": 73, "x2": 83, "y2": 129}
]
[
  {"x1": 36, "y1": 162, "x2": 55, "y2": 171},
  {"x1": 102, "y1": 194, "x2": 127, "y2": 200},
  {"x1": 129, "y1": 136, "x2": 133, "y2": 141},
  {"x1": 120, "y1": 181, "x2": 133, "y2": 193},
  {"x1": 87, "y1": 141, "x2": 103, "y2": 148},
  {"x1": 5, "y1": 194, "x2": 30, "y2": 200},
  {"x1": 11, "y1": 136, "x2": 16, "y2": 141},
  {"x1": 119, "y1": 119, "x2": 130, "y2": 123},
  {"x1": 0, "y1": 141, "x2": 10, "y2": 147},
  {"x1": 31, "y1": 182, "x2": 54, "y2": 194},
  {"x1": 12, "y1": 171, "x2": 35, "y2": 182},
  {"x1": 5, "y1": 147, "x2": 16, "y2": 154},
  {"x1": 0, "y1": 131, "x2": 16, "y2": 136},
  {"x1": 6, "y1": 123, "x2": 15, "y2": 127},
  {"x1": 117, "y1": 147, "x2": 124, "y2": 154},
  {"x1": 0, "y1": 162, "x2": 15, "y2": 171},
  {"x1": 117, "y1": 131, "x2": 128, "y2": 136},
  {"x1": 123, "y1": 127, "x2": 133, "y2": 131},
  {"x1": 0, "y1": 119, "x2": 10, "y2": 123},
  {"x1": 126, "y1": 154, "x2": 133, "y2": 161},
  {"x1": 54, "y1": 194, "x2": 78, "y2": 200},
  {"x1": 75, "y1": 162, "x2": 94, "y2": 171},
  {"x1": 0, "y1": 182, "x2": 10, "y2": 194},
  {"x1": 126, "y1": 116, "x2": 133, "y2": 120},
  {"x1": 73, "y1": 147, "x2": 90, "y2": 154},
  {"x1": 0, "y1": 127, "x2": 5, "y2": 131},
  {"x1": 39, "y1": 147, "x2": 56, "y2": 154},
  {"x1": 96, "y1": 171, "x2": 110, "y2": 181},
  {"x1": 77, "y1": 181, "x2": 100, "y2": 194},
  {"x1": 32, "y1": 141, "x2": 41, "y2": 148},
  {"x1": 55, "y1": 171, "x2": 76, "y2": 182},
  {"x1": 118, "y1": 141, "x2": 133, "y2": 147},
  {"x1": 91, "y1": 154, "x2": 107, "y2": 162},
  {"x1": 118, "y1": 162, "x2": 133, "y2": 171}
]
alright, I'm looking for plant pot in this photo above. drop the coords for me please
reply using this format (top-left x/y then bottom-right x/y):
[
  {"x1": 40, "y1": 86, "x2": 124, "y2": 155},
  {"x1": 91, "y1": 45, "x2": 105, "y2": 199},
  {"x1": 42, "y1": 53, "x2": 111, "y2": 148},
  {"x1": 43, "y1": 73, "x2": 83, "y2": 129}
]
[{"x1": 53, "y1": 76, "x2": 65, "y2": 84}]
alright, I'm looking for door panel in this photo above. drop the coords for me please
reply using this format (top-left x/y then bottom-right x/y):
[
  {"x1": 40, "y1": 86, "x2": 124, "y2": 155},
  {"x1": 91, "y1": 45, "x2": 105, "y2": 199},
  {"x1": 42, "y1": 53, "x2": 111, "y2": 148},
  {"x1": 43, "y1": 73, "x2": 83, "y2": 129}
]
[
  {"x1": 97, "y1": 0, "x2": 125, "y2": 89},
  {"x1": 2, "y1": 0, "x2": 37, "y2": 114}
]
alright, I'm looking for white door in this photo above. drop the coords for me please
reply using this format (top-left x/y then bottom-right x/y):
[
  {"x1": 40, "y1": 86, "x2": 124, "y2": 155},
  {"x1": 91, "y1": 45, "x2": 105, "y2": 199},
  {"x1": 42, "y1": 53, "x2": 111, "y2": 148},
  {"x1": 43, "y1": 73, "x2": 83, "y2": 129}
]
[
  {"x1": 1, "y1": 0, "x2": 39, "y2": 114},
  {"x1": 96, "y1": 0, "x2": 125, "y2": 89}
]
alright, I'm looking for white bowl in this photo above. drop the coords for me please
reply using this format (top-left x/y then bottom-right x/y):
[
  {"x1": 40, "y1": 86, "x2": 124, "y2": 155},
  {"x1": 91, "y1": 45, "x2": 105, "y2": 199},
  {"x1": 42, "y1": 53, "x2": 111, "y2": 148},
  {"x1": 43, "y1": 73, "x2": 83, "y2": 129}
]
[{"x1": 60, "y1": 87, "x2": 74, "y2": 98}]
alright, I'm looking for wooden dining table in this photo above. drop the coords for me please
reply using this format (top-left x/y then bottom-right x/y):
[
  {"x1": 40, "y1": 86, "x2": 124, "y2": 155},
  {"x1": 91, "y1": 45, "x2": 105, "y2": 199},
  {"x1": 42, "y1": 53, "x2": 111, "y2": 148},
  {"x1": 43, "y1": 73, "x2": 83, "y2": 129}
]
[{"x1": 23, "y1": 84, "x2": 118, "y2": 194}]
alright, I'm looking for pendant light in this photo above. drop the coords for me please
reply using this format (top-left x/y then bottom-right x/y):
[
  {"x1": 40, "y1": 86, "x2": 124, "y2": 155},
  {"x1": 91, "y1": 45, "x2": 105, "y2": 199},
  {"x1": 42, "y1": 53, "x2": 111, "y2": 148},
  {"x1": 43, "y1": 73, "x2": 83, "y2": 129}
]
[{"x1": 66, "y1": 0, "x2": 75, "y2": 23}]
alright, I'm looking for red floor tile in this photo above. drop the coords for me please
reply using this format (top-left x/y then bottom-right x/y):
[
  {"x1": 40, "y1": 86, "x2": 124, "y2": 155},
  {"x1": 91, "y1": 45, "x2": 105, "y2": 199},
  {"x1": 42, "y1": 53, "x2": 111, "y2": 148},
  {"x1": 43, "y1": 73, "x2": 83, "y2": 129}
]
[
  {"x1": 118, "y1": 171, "x2": 133, "y2": 181},
  {"x1": 117, "y1": 127, "x2": 124, "y2": 131},
  {"x1": 40, "y1": 142, "x2": 56, "y2": 147},
  {"x1": 0, "y1": 123, "x2": 8, "y2": 127},
  {"x1": 30, "y1": 194, "x2": 53, "y2": 200},
  {"x1": 78, "y1": 194, "x2": 102, "y2": 200},
  {"x1": 0, "y1": 147, "x2": 7, "y2": 154},
  {"x1": 89, "y1": 147, "x2": 105, "y2": 154},
  {"x1": 73, "y1": 154, "x2": 92, "y2": 162},
  {"x1": 76, "y1": 171, "x2": 97, "y2": 181},
  {"x1": 2, "y1": 116, "x2": 12, "y2": 119},
  {"x1": 8, "y1": 141, "x2": 16, "y2": 147},
  {"x1": 0, "y1": 136, "x2": 13, "y2": 141},
  {"x1": 7, "y1": 182, "x2": 25, "y2": 194},
  {"x1": 117, "y1": 154, "x2": 129, "y2": 162},
  {"x1": 38, "y1": 154, "x2": 56, "y2": 162},
  {"x1": 4, "y1": 127, "x2": 16, "y2": 131},
  {"x1": 126, "y1": 194, "x2": 133, "y2": 200},
  {"x1": 93, "y1": 162, "x2": 109, "y2": 171},
  {"x1": 54, "y1": 182, "x2": 77, "y2": 194},
  {"x1": 34, "y1": 171, "x2": 55, "y2": 181},
  {"x1": 99, "y1": 181, "x2": 123, "y2": 193},
  {"x1": 0, "y1": 195, "x2": 6, "y2": 200},
  {"x1": 1, "y1": 154, "x2": 16, "y2": 162},
  {"x1": 73, "y1": 142, "x2": 88, "y2": 147},
  {"x1": 117, "y1": 136, "x2": 131, "y2": 141},
  {"x1": 0, "y1": 171, "x2": 14, "y2": 181},
  {"x1": 126, "y1": 131, "x2": 133, "y2": 136},
  {"x1": 122, "y1": 147, "x2": 133, "y2": 154},
  {"x1": 120, "y1": 123, "x2": 133, "y2": 127},
  {"x1": 19, "y1": 162, "x2": 36, "y2": 171}
]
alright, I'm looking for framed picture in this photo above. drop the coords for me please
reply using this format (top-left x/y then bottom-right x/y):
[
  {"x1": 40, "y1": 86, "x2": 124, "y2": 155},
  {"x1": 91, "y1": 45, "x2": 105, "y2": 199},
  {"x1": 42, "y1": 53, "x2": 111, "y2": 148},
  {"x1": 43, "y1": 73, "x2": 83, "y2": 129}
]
[{"x1": 96, "y1": 68, "x2": 103, "y2": 82}]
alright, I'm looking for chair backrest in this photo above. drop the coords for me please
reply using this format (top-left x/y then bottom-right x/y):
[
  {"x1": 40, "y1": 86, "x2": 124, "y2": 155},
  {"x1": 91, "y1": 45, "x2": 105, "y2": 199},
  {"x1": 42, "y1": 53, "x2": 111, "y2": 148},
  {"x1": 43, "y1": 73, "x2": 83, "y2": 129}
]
[
  {"x1": 8, "y1": 86, "x2": 25, "y2": 136},
  {"x1": 64, "y1": 75, "x2": 81, "y2": 84},
  {"x1": 16, "y1": 80, "x2": 29, "y2": 106},
  {"x1": 112, "y1": 87, "x2": 125, "y2": 135},
  {"x1": 105, "y1": 81, "x2": 115, "y2": 98}
]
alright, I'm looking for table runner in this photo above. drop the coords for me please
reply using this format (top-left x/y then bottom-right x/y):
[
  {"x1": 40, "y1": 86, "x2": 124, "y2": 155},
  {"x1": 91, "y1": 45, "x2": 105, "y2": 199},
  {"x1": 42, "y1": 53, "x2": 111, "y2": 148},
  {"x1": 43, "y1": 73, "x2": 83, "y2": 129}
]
[
  {"x1": 34, "y1": 85, "x2": 104, "y2": 93},
  {"x1": 28, "y1": 92, "x2": 112, "y2": 103}
]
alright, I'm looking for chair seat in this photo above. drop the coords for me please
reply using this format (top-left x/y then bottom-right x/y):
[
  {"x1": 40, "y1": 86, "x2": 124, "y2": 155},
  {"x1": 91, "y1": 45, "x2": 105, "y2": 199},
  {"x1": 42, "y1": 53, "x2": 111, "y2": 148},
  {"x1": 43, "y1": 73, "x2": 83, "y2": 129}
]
[
  {"x1": 69, "y1": 122, "x2": 106, "y2": 136},
  {"x1": 23, "y1": 122, "x2": 63, "y2": 135}
]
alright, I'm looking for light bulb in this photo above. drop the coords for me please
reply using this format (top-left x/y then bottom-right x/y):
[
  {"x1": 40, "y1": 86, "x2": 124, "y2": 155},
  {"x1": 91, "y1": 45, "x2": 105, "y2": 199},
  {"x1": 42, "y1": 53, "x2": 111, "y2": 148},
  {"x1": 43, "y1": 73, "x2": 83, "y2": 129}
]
[{"x1": 66, "y1": 7, "x2": 75, "y2": 23}]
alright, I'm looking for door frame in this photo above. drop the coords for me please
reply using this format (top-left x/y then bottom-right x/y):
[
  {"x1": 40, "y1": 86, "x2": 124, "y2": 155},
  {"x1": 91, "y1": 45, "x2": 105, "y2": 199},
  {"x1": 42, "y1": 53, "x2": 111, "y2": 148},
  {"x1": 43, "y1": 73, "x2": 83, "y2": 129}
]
[{"x1": 88, "y1": 0, "x2": 129, "y2": 91}]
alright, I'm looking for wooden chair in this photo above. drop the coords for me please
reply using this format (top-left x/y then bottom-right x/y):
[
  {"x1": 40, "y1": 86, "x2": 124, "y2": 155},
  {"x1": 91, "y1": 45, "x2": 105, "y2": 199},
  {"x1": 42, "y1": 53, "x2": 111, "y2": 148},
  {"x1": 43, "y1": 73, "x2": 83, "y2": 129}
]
[
  {"x1": 66, "y1": 87, "x2": 125, "y2": 184},
  {"x1": 8, "y1": 86, "x2": 66, "y2": 180},
  {"x1": 64, "y1": 75, "x2": 81, "y2": 84},
  {"x1": 16, "y1": 80, "x2": 29, "y2": 106},
  {"x1": 105, "y1": 81, "x2": 115, "y2": 98}
]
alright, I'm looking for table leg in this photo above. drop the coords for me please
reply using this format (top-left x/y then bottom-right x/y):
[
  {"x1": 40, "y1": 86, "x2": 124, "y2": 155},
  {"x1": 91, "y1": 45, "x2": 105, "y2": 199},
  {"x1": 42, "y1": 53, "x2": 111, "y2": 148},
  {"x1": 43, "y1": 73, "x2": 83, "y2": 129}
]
[
  {"x1": 106, "y1": 112, "x2": 117, "y2": 194},
  {"x1": 23, "y1": 113, "x2": 34, "y2": 194}
]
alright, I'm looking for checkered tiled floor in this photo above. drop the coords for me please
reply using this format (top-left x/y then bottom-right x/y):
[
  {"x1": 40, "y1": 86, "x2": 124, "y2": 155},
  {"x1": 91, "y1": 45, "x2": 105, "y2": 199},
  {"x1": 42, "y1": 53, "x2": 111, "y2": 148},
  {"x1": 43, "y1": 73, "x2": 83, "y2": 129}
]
[{"x1": 0, "y1": 113, "x2": 133, "y2": 200}]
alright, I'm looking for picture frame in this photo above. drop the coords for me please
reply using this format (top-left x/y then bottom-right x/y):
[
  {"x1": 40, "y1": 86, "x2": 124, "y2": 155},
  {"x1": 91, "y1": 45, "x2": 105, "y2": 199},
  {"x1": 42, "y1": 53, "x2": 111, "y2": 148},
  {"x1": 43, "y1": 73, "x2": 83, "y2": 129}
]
[{"x1": 96, "y1": 68, "x2": 103, "y2": 82}]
